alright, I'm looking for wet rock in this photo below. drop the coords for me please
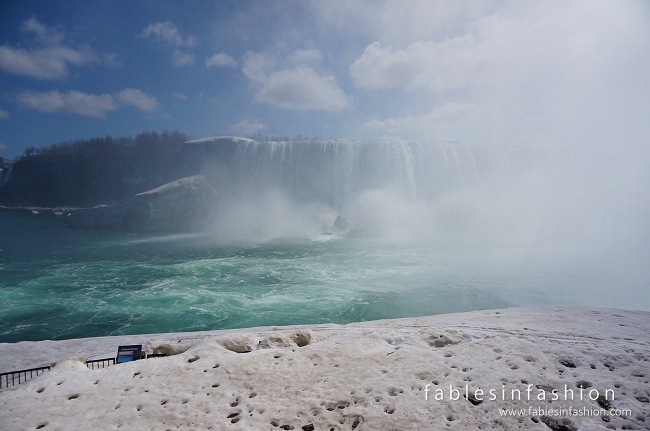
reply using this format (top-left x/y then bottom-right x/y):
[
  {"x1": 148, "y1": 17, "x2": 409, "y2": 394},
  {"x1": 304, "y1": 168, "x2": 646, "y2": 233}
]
[
  {"x1": 333, "y1": 215, "x2": 347, "y2": 231},
  {"x1": 66, "y1": 175, "x2": 220, "y2": 232}
]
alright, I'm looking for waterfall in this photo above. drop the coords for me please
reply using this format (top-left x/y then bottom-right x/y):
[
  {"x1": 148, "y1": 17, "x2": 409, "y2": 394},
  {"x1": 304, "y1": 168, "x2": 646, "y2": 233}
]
[
  {"x1": 1, "y1": 167, "x2": 11, "y2": 185},
  {"x1": 222, "y1": 139, "x2": 540, "y2": 209}
]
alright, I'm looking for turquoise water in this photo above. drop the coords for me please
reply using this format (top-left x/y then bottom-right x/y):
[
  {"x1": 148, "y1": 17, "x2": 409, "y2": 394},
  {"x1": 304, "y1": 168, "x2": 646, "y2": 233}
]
[
  {"x1": 3, "y1": 140, "x2": 647, "y2": 343},
  {"x1": 0, "y1": 210, "x2": 602, "y2": 343}
]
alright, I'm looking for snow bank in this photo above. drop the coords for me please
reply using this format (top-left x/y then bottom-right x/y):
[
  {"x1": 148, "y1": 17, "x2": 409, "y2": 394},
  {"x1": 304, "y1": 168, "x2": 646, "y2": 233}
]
[{"x1": 1, "y1": 307, "x2": 649, "y2": 430}]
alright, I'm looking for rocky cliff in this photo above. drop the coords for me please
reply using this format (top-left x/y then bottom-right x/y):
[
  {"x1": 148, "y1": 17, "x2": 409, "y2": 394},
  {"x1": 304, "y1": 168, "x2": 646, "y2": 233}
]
[{"x1": 65, "y1": 175, "x2": 220, "y2": 232}]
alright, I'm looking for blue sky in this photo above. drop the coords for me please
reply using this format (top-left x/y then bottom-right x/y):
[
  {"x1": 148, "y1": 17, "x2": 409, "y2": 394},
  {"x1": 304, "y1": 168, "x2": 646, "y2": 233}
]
[{"x1": 0, "y1": 0, "x2": 649, "y2": 158}]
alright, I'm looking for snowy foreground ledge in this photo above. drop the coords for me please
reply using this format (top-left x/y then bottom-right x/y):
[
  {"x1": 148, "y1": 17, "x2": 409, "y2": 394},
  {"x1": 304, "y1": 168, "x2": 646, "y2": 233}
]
[{"x1": 1, "y1": 307, "x2": 649, "y2": 431}]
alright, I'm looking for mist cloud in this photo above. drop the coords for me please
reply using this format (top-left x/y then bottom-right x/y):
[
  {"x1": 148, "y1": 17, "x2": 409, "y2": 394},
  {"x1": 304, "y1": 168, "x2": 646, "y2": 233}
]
[{"x1": 362, "y1": 103, "x2": 478, "y2": 139}]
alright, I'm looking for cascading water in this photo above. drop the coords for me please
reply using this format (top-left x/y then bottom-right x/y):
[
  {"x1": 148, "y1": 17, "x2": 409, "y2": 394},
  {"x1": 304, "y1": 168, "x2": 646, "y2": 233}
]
[
  {"x1": 1, "y1": 135, "x2": 645, "y2": 343},
  {"x1": 223, "y1": 139, "x2": 542, "y2": 210},
  {"x1": 1, "y1": 166, "x2": 11, "y2": 185}
]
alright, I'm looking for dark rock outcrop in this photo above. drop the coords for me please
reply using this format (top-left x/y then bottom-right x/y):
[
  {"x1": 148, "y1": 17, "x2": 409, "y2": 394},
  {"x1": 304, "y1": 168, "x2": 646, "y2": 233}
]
[
  {"x1": 65, "y1": 175, "x2": 219, "y2": 232},
  {"x1": 333, "y1": 215, "x2": 348, "y2": 231}
]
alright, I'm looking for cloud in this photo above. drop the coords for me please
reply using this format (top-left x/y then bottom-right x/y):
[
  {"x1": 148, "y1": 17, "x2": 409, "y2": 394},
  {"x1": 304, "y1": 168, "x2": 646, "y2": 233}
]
[
  {"x1": 205, "y1": 52, "x2": 237, "y2": 68},
  {"x1": 341, "y1": 0, "x2": 650, "y2": 150},
  {"x1": 139, "y1": 22, "x2": 195, "y2": 47},
  {"x1": 172, "y1": 92, "x2": 187, "y2": 100},
  {"x1": 348, "y1": 2, "x2": 650, "y2": 96},
  {"x1": 15, "y1": 88, "x2": 159, "y2": 117},
  {"x1": 21, "y1": 16, "x2": 65, "y2": 46},
  {"x1": 362, "y1": 103, "x2": 479, "y2": 139},
  {"x1": 0, "y1": 17, "x2": 97, "y2": 79},
  {"x1": 312, "y1": 1, "x2": 491, "y2": 45},
  {"x1": 255, "y1": 67, "x2": 348, "y2": 111},
  {"x1": 115, "y1": 88, "x2": 159, "y2": 112},
  {"x1": 288, "y1": 49, "x2": 323, "y2": 64},
  {"x1": 0, "y1": 142, "x2": 8, "y2": 151},
  {"x1": 350, "y1": 38, "x2": 483, "y2": 91},
  {"x1": 16, "y1": 90, "x2": 117, "y2": 117},
  {"x1": 0, "y1": 45, "x2": 95, "y2": 80},
  {"x1": 242, "y1": 51, "x2": 348, "y2": 111},
  {"x1": 242, "y1": 52, "x2": 275, "y2": 84},
  {"x1": 0, "y1": 108, "x2": 9, "y2": 119},
  {"x1": 101, "y1": 52, "x2": 122, "y2": 68},
  {"x1": 139, "y1": 22, "x2": 197, "y2": 67},
  {"x1": 229, "y1": 120, "x2": 268, "y2": 136},
  {"x1": 171, "y1": 50, "x2": 194, "y2": 67}
]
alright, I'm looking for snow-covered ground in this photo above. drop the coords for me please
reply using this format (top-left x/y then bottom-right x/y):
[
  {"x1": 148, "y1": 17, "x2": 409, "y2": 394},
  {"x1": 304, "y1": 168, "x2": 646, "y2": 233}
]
[{"x1": 1, "y1": 307, "x2": 649, "y2": 430}]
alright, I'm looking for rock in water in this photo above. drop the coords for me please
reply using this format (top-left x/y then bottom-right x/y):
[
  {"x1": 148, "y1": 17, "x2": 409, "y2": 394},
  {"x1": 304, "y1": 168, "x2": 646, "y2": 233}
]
[
  {"x1": 128, "y1": 176, "x2": 220, "y2": 232},
  {"x1": 66, "y1": 175, "x2": 220, "y2": 232},
  {"x1": 333, "y1": 215, "x2": 347, "y2": 231}
]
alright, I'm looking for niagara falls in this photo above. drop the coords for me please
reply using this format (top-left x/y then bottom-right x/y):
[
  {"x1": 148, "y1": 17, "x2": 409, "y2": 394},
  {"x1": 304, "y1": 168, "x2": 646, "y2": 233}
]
[
  {"x1": 1, "y1": 1, "x2": 649, "y2": 430},
  {"x1": 1, "y1": 135, "x2": 639, "y2": 343}
]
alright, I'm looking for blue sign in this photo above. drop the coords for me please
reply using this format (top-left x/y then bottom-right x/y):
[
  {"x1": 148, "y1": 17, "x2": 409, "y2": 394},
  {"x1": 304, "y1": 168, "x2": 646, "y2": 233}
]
[{"x1": 116, "y1": 345, "x2": 142, "y2": 363}]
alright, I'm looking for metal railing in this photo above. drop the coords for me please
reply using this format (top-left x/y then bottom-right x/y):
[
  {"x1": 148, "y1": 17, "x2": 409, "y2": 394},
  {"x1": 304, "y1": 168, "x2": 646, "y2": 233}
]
[
  {"x1": 1, "y1": 366, "x2": 51, "y2": 389},
  {"x1": 1, "y1": 352, "x2": 169, "y2": 389},
  {"x1": 85, "y1": 358, "x2": 115, "y2": 369}
]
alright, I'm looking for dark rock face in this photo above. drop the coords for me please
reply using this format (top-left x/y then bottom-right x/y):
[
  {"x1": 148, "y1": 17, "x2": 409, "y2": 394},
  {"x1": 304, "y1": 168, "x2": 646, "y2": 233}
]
[
  {"x1": 333, "y1": 215, "x2": 348, "y2": 231},
  {"x1": 66, "y1": 175, "x2": 220, "y2": 232}
]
